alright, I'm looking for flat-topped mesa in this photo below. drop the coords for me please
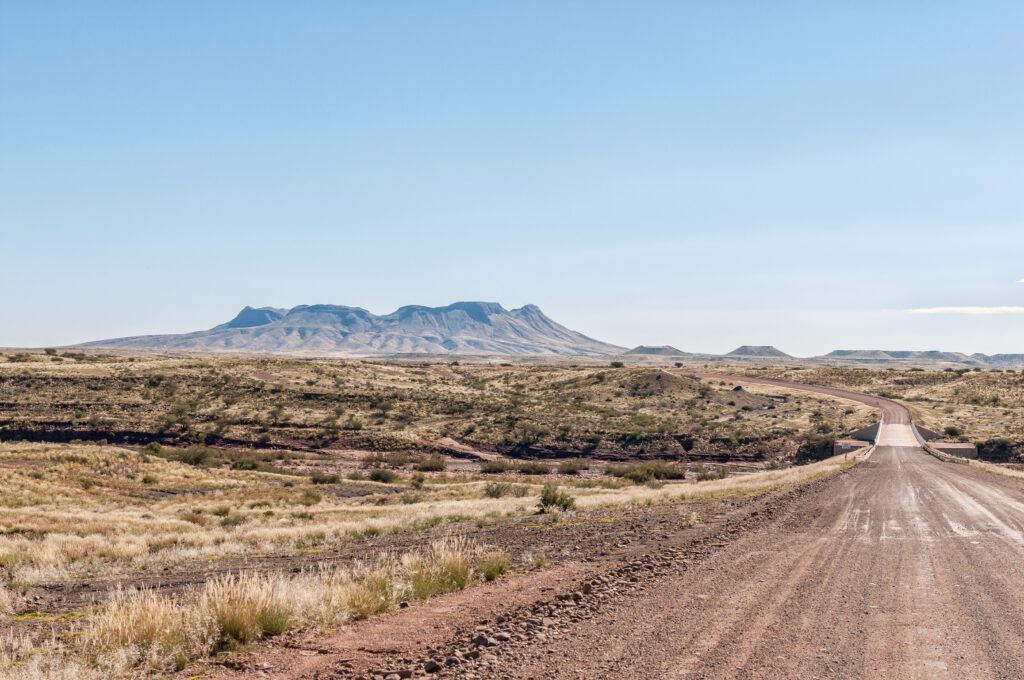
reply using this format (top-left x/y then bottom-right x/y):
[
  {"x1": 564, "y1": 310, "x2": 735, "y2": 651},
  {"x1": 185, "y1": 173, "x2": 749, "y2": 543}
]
[
  {"x1": 623, "y1": 345, "x2": 691, "y2": 356},
  {"x1": 727, "y1": 345, "x2": 793, "y2": 358}
]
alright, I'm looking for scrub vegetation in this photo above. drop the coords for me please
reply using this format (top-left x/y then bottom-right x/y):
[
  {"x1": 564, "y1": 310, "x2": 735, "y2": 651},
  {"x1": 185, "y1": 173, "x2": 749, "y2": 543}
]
[
  {"x1": 737, "y1": 365, "x2": 1024, "y2": 461},
  {"x1": 0, "y1": 352, "x2": 880, "y2": 677}
]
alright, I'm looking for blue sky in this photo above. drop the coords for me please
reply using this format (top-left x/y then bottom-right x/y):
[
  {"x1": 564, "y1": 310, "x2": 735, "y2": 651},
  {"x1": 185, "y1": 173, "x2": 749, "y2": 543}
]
[{"x1": 2, "y1": 1, "x2": 1022, "y2": 355}]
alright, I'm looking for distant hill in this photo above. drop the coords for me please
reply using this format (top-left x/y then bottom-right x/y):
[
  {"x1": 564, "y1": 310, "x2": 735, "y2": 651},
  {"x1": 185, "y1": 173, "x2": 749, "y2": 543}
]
[
  {"x1": 727, "y1": 345, "x2": 793, "y2": 358},
  {"x1": 824, "y1": 350, "x2": 894, "y2": 361},
  {"x1": 623, "y1": 345, "x2": 691, "y2": 356},
  {"x1": 976, "y1": 353, "x2": 1024, "y2": 367},
  {"x1": 81, "y1": 302, "x2": 625, "y2": 357},
  {"x1": 819, "y1": 350, "x2": 1011, "y2": 366}
]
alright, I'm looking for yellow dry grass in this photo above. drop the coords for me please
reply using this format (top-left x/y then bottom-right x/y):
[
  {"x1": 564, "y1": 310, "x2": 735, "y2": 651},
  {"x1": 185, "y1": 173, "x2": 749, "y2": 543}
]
[
  {"x1": 0, "y1": 436, "x2": 870, "y2": 679},
  {"x1": 0, "y1": 439, "x2": 867, "y2": 588},
  {"x1": 6, "y1": 537, "x2": 489, "y2": 677}
]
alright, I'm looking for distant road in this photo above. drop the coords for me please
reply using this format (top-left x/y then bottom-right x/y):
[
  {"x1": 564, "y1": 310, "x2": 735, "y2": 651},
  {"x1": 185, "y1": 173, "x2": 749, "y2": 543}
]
[{"x1": 687, "y1": 370, "x2": 912, "y2": 426}]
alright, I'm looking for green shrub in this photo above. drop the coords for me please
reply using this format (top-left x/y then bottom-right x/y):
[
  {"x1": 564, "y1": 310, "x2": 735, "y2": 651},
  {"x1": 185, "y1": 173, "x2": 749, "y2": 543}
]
[
  {"x1": 480, "y1": 460, "x2": 513, "y2": 474},
  {"x1": 414, "y1": 455, "x2": 447, "y2": 472},
  {"x1": 310, "y1": 471, "x2": 340, "y2": 484},
  {"x1": 607, "y1": 462, "x2": 685, "y2": 484},
  {"x1": 977, "y1": 438, "x2": 1017, "y2": 462},
  {"x1": 484, "y1": 481, "x2": 513, "y2": 498},
  {"x1": 795, "y1": 433, "x2": 835, "y2": 463},
  {"x1": 538, "y1": 483, "x2": 574, "y2": 512},
  {"x1": 516, "y1": 461, "x2": 550, "y2": 475},
  {"x1": 557, "y1": 458, "x2": 589, "y2": 475},
  {"x1": 179, "y1": 446, "x2": 212, "y2": 467},
  {"x1": 369, "y1": 469, "x2": 397, "y2": 484},
  {"x1": 691, "y1": 463, "x2": 729, "y2": 481}
]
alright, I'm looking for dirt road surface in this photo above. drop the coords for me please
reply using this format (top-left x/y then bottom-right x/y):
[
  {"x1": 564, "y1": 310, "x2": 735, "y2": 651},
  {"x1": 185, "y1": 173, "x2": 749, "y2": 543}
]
[
  {"x1": 212, "y1": 378, "x2": 1024, "y2": 680},
  {"x1": 493, "y1": 446, "x2": 1024, "y2": 678}
]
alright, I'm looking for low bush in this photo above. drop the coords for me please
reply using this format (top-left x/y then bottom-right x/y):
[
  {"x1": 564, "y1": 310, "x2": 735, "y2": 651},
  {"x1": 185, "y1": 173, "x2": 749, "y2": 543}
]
[
  {"x1": 977, "y1": 438, "x2": 1018, "y2": 462},
  {"x1": 516, "y1": 461, "x2": 551, "y2": 475},
  {"x1": 795, "y1": 433, "x2": 835, "y2": 463},
  {"x1": 484, "y1": 481, "x2": 513, "y2": 498},
  {"x1": 691, "y1": 463, "x2": 729, "y2": 481},
  {"x1": 368, "y1": 469, "x2": 398, "y2": 484},
  {"x1": 310, "y1": 471, "x2": 340, "y2": 484},
  {"x1": 480, "y1": 460, "x2": 513, "y2": 474},
  {"x1": 538, "y1": 483, "x2": 574, "y2": 512},
  {"x1": 179, "y1": 446, "x2": 212, "y2": 467},
  {"x1": 414, "y1": 455, "x2": 447, "y2": 472},
  {"x1": 607, "y1": 461, "x2": 685, "y2": 484},
  {"x1": 557, "y1": 458, "x2": 589, "y2": 475}
]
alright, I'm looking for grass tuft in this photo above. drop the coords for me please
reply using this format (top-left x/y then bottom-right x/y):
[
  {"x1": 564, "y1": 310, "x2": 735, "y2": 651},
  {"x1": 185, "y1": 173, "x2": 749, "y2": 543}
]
[
  {"x1": 404, "y1": 537, "x2": 473, "y2": 600},
  {"x1": 477, "y1": 550, "x2": 511, "y2": 581},
  {"x1": 201, "y1": 573, "x2": 293, "y2": 646},
  {"x1": 84, "y1": 588, "x2": 216, "y2": 671}
]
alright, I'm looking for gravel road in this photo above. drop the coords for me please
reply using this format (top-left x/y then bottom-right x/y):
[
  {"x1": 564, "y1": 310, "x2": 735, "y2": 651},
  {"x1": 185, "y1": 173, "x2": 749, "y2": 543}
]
[
  {"x1": 477, "y1": 381, "x2": 1024, "y2": 678},
  {"x1": 212, "y1": 378, "x2": 1024, "y2": 679}
]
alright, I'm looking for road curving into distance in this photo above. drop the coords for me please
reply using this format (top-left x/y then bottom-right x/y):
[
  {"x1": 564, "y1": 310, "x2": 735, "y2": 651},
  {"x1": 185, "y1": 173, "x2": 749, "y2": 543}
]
[
  {"x1": 271, "y1": 373, "x2": 1024, "y2": 680},
  {"x1": 499, "y1": 373, "x2": 1024, "y2": 678},
  {"x1": 688, "y1": 371, "x2": 913, "y2": 426},
  {"x1": 692, "y1": 372, "x2": 922, "y2": 446}
]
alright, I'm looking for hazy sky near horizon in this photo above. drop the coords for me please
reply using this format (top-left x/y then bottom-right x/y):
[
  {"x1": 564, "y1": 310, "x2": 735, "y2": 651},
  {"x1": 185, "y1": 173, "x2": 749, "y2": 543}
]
[{"x1": 2, "y1": 2, "x2": 1023, "y2": 355}]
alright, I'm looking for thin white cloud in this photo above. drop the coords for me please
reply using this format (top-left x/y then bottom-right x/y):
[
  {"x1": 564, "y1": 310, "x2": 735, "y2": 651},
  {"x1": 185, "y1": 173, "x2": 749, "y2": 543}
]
[
  {"x1": 1018, "y1": 278, "x2": 1024, "y2": 284},
  {"x1": 908, "y1": 306, "x2": 1024, "y2": 315}
]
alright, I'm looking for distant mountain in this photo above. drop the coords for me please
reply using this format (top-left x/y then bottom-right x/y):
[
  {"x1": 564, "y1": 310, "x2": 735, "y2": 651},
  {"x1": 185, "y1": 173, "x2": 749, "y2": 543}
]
[
  {"x1": 823, "y1": 350, "x2": 990, "y2": 366},
  {"x1": 815, "y1": 350, "x2": 1024, "y2": 368},
  {"x1": 886, "y1": 350, "x2": 977, "y2": 363},
  {"x1": 80, "y1": 302, "x2": 625, "y2": 357},
  {"x1": 623, "y1": 345, "x2": 691, "y2": 356},
  {"x1": 727, "y1": 345, "x2": 793, "y2": 358},
  {"x1": 825, "y1": 350, "x2": 895, "y2": 361},
  {"x1": 976, "y1": 353, "x2": 1024, "y2": 367},
  {"x1": 214, "y1": 306, "x2": 288, "y2": 329}
]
